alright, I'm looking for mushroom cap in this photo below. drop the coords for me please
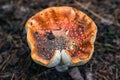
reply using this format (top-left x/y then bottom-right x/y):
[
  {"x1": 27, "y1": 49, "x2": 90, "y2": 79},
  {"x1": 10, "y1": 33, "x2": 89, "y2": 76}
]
[{"x1": 25, "y1": 6, "x2": 97, "y2": 67}]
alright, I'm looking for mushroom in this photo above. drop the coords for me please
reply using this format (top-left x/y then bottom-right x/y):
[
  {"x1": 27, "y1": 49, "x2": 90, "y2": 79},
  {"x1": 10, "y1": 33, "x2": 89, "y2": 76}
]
[{"x1": 25, "y1": 6, "x2": 97, "y2": 68}]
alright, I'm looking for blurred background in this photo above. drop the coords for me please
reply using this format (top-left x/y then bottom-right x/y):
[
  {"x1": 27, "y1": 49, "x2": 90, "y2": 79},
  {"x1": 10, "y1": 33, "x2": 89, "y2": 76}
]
[{"x1": 0, "y1": 0, "x2": 120, "y2": 80}]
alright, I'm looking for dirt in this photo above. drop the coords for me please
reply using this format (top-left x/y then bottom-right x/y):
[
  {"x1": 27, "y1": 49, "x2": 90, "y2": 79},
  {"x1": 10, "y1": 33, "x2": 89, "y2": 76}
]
[{"x1": 0, "y1": 0, "x2": 120, "y2": 80}]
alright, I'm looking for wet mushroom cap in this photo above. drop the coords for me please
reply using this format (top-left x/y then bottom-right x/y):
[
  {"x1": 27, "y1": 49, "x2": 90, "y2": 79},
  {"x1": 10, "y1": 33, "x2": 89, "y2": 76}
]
[{"x1": 25, "y1": 6, "x2": 97, "y2": 67}]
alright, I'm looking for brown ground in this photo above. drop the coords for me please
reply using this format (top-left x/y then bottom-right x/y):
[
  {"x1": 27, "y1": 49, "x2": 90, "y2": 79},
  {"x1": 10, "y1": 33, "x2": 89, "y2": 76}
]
[{"x1": 0, "y1": 0, "x2": 120, "y2": 80}]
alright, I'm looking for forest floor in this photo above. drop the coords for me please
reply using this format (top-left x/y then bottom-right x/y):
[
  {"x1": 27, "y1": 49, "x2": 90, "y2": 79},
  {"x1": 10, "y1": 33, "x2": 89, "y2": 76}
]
[{"x1": 0, "y1": 0, "x2": 120, "y2": 80}]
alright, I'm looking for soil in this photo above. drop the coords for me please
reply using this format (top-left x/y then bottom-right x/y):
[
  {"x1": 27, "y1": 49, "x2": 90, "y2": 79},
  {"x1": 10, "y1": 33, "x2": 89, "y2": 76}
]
[{"x1": 0, "y1": 0, "x2": 120, "y2": 80}]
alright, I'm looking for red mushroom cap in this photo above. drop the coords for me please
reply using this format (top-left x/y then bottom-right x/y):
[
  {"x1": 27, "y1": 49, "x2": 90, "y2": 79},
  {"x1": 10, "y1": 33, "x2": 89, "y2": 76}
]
[{"x1": 25, "y1": 6, "x2": 97, "y2": 67}]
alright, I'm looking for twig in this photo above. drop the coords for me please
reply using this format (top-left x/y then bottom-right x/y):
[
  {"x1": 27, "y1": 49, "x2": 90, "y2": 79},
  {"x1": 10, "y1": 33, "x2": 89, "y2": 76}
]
[
  {"x1": 0, "y1": 55, "x2": 11, "y2": 71},
  {"x1": 115, "y1": 68, "x2": 118, "y2": 80},
  {"x1": 95, "y1": 41, "x2": 119, "y2": 53},
  {"x1": 95, "y1": 42, "x2": 116, "y2": 49},
  {"x1": 0, "y1": 72, "x2": 12, "y2": 78},
  {"x1": 11, "y1": 73, "x2": 15, "y2": 80},
  {"x1": 95, "y1": 72, "x2": 108, "y2": 80},
  {"x1": 31, "y1": 67, "x2": 55, "y2": 78}
]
